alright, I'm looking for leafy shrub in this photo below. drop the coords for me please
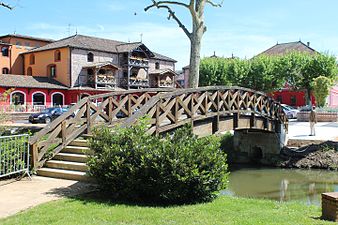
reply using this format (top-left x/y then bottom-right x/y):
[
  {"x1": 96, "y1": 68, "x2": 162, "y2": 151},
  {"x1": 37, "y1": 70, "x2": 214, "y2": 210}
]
[
  {"x1": 88, "y1": 121, "x2": 228, "y2": 204},
  {"x1": 220, "y1": 132, "x2": 234, "y2": 161},
  {"x1": 220, "y1": 132, "x2": 234, "y2": 152}
]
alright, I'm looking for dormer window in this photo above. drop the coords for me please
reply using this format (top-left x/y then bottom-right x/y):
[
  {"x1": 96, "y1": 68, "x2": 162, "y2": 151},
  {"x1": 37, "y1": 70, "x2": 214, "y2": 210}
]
[
  {"x1": 87, "y1": 52, "x2": 94, "y2": 62},
  {"x1": 54, "y1": 50, "x2": 61, "y2": 62},
  {"x1": 155, "y1": 62, "x2": 160, "y2": 70},
  {"x1": 29, "y1": 54, "x2": 35, "y2": 65},
  {"x1": 1, "y1": 47, "x2": 9, "y2": 57}
]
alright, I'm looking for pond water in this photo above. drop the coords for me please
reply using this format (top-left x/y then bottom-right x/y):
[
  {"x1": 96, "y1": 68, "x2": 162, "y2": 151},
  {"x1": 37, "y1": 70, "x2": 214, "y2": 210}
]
[{"x1": 223, "y1": 165, "x2": 338, "y2": 205}]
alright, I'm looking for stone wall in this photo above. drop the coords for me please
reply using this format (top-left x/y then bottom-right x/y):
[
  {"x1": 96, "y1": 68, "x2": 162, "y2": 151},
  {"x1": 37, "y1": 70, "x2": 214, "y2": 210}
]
[
  {"x1": 297, "y1": 112, "x2": 338, "y2": 122},
  {"x1": 232, "y1": 130, "x2": 282, "y2": 164},
  {"x1": 148, "y1": 59, "x2": 175, "y2": 73},
  {"x1": 71, "y1": 49, "x2": 119, "y2": 87}
]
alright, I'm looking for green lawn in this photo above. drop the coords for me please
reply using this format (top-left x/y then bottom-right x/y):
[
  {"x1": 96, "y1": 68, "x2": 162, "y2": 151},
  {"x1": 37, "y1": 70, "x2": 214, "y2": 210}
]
[{"x1": 1, "y1": 195, "x2": 334, "y2": 225}]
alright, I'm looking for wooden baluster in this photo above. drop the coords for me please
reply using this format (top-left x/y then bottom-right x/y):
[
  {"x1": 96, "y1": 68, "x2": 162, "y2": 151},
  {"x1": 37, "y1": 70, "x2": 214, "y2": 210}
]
[
  {"x1": 61, "y1": 120, "x2": 67, "y2": 144},
  {"x1": 175, "y1": 96, "x2": 179, "y2": 123},
  {"x1": 156, "y1": 100, "x2": 160, "y2": 135},
  {"x1": 108, "y1": 96, "x2": 113, "y2": 124},
  {"x1": 30, "y1": 143, "x2": 38, "y2": 170},
  {"x1": 212, "y1": 91, "x2": 220, "y2": 134},
  {"x1": 128, "y1": 94, "x2": 132, "y2": 117},
  {"x1": 86, "y1": 99, "x2": 91, "y2": 134},
  {"x1": 205, "y1": 91, "x2": 208, "y2": 115}
]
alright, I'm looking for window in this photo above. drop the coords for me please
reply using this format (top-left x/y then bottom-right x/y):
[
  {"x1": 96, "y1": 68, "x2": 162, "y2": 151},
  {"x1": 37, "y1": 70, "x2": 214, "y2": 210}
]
[
  {"x1": 27, "y1": 67, "x2": 32, "y2": 76},
  {"x1": 1, "y1": 47, "x2": 9, "y2": 57},
  {"x1": 54, "y1": 50, "x2": 61, "y2": 61},
  {"x1": 87, "y1": 52, "x2": 94, "y2": 62},
  {"x1": 52, "y1": 92, "x2": 64, "y2": 106},
  {"x1": 11, "y1": 91, "x2": 25, "y2": 105},
  {"x1": 16, "y1": 41, "x2": 22, "y2": 48},
  {"x1": 32, "y1": 92, "x2": 46, "y2": 106},
  {"x1": 155, "y1": 62, "x2": 160, "y2": 69},
  {"x1": 276, "y1": 95, "x2": 282, "y2": 103},
  {"x1": 29, "y1": 54, "x2": 35, "y2": 65},
  {"x1": 47, "y1": 65, "x2": 57, "y2": 78},
  {"x1": 290, "y1": 95, "x2": 297, "y2": 106},
  {"x1": 2, "y1": 68, "x2": 9, "y2": 74},
  {"x1": 87, "y1": 68, "x2": 94, "y2": 75}
]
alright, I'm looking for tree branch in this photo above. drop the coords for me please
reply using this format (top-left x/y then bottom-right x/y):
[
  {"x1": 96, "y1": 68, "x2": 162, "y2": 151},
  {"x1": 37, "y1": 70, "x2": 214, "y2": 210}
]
[
  {"x1": 145, "y1": 0, "x2": 192, "y2": 39},
  {"x1": 145, "y1": 0, "x2": 189, "y2": 11},
  {"x1": 0, "y1": 1, "x2": 13, "y2": 10},
  {"x1": 206, "y1": 0, "x2": 224, "y2": 7}
]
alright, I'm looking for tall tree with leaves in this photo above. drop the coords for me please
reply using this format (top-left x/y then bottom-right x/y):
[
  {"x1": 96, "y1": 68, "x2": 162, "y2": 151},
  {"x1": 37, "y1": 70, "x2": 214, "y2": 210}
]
[
  {"x1": 145, "y1": 0, "x2": 223, "y2": 88},
  {"x1": 284, "y1": 52, "x2": 338, "y2": 106},
  {"x1": 312, "y1": 76, "x2": 334, "y2": 107}
]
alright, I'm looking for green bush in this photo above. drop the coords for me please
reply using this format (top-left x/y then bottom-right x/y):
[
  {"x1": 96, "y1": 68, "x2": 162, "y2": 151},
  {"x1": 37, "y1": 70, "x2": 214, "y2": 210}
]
[{"x1": 88, "y1": 121, "x2": 228, "y2": 204}]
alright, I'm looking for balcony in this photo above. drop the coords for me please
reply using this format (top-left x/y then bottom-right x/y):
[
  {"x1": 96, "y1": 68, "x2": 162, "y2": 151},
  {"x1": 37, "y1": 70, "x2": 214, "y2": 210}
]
[{"x1": 129, "y1": 57, "x2": 149, "y2": 68}]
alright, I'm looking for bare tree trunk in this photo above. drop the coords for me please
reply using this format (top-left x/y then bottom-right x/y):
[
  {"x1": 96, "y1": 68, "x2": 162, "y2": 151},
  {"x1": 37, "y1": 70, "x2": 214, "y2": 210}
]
[
  {"x1": 188, "y1": 25, "x2": 203, "y2": 88},
  {"x1": 145, "y1": 0, "x2": 222, "y2": 88}
]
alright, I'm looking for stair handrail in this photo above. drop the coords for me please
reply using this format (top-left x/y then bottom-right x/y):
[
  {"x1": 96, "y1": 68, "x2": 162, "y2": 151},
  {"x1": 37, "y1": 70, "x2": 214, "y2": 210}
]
[{"x1": 29, "y1": 88, "x2": 174, "y2": 169}]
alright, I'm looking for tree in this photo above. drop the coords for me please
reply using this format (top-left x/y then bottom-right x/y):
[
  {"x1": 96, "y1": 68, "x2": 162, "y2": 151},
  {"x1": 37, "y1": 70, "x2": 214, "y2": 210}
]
[
  {"x1": 312, "y1": 76, "x2": 334, "y2": 107},
  {"x1": 199, "y1": 56, "x2": 286, "y2": 93},
  {"x1": 0, "y1": 1, "x2": 12, "y2": 9},
  {"x1": 145, "y1": 0, "x2": 223, "y2": 88},
  {"x1": 284, "y1": 52, "x2": 338, "y2": 106}
]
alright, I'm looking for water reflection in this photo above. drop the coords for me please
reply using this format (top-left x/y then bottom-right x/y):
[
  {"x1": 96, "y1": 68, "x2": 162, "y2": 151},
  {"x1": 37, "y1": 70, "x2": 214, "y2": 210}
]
[{"x1": 224, "y1": 165, "x2": 338, "y2": 205}]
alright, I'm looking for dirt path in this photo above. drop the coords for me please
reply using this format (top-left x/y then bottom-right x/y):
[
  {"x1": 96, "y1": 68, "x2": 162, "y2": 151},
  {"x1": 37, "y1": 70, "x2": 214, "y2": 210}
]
[{"x1": 0, "y1": 176, "x2": 96, "y2": 219}]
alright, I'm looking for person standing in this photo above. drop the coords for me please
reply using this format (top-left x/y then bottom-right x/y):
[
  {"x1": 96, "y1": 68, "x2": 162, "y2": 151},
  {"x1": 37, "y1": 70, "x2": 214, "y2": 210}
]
[{"x1": 309, "y1": 106, "x2": 317, "y2": 136}]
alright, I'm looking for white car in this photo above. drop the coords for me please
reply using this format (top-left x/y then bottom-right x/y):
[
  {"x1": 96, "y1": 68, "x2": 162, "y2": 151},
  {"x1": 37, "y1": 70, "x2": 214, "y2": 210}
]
[{"x1": 281, "y1": 104, "x2": 299, "y2": 119}]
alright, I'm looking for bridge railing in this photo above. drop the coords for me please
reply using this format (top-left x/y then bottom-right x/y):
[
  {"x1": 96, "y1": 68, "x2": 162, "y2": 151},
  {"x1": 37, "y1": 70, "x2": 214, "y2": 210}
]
[
  {"x1": 123, "y1": 86, "x2": 288, "y2": 135},
  {"x1": 29, "y1": 88, "x2": 174, "y2": 169},
  {"x1": 29, "y1": 86, "x2": 287, "y2": 169}
]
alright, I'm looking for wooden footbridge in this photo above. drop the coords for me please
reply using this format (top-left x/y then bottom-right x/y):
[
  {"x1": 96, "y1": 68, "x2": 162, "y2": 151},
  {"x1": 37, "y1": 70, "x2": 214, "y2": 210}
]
[{"x1": 29, "y1": 86, "x2": 288, "y2": 180}]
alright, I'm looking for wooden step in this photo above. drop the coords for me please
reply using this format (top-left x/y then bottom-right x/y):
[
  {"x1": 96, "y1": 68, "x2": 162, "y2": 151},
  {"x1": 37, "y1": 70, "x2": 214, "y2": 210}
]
[
  {"x1": 81, "y1": 134, "x2": 93, "y2": 139},
  {"x1": 62, "y1": 146, "x2": 92, "y2": 154},
  {"x1": 45, "y1": 160, "x2": 88, "y2": 172},
  {"x1": 37, "y1": 168, "x2": 89, "y2": 181},
  {"x1": 69, "y1": 139, "x2": 89, "y2": 147},
  {"x1": 54, "y1": 153, "x2": 88, "y2": 163}
]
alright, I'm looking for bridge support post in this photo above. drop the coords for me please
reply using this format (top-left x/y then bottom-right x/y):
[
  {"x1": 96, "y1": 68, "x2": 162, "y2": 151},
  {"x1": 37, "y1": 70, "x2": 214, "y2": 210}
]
[
  {"x1": 250, "y1": 113, "x2": 255, "y2": 128},
  {"x1": 233, "y1": 113, "x2": 239, "y2": 130}
]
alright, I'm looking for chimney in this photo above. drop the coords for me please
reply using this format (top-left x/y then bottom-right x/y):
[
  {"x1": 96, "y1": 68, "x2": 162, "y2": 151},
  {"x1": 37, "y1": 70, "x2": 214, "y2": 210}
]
[{"x1": 307, "y1": 42, "x2": 310, "y2": 47}]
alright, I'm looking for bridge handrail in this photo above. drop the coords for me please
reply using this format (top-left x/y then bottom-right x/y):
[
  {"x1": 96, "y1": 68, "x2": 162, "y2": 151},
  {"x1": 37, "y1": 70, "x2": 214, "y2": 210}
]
[{"x1": 123, "y1": 86, "x2": 288, "y2": 134}]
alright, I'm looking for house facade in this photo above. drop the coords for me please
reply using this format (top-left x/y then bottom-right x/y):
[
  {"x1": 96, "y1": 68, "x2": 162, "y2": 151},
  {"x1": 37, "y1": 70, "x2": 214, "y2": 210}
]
[
  {"x1": 0, "y1": 34, "x2": 177, "y2": 112},
  {"x1": 0, "y1": 34, "x2": 53, "y2": 75}
]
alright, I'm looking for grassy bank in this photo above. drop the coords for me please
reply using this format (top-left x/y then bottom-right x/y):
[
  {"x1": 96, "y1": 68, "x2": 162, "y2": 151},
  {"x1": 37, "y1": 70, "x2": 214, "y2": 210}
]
[{"x1": 1, "y1": 195, "x2": 334, "y2": 225}]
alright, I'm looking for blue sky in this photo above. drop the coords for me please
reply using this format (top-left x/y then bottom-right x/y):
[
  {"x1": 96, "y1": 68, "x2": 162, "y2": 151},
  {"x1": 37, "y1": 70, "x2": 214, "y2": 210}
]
[{"x1": 2, "y1": 0, "x2": 338, "y2": 68}]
